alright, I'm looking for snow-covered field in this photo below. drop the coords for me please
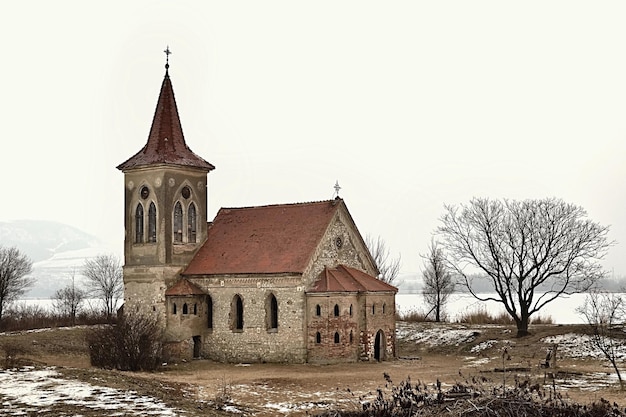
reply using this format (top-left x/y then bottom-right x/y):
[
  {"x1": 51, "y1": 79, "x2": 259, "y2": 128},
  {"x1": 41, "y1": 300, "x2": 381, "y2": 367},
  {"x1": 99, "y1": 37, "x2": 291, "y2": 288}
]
[{"x1": 0, "y1": 367, "x2": 182, "y2": 416}]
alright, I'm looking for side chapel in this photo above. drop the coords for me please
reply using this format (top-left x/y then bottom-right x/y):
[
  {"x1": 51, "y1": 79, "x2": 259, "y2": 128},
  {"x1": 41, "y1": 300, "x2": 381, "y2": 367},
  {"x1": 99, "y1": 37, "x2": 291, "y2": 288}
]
[{"x1": 117, "y1": 59, "x2": 397, "y2": 364}]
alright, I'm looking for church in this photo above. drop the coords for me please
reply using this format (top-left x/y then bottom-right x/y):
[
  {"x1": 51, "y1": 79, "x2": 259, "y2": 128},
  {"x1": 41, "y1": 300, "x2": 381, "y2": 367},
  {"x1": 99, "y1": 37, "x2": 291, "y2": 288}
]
[{"x1": 117, "y1": 58, "x2": 397, "y2": 364}]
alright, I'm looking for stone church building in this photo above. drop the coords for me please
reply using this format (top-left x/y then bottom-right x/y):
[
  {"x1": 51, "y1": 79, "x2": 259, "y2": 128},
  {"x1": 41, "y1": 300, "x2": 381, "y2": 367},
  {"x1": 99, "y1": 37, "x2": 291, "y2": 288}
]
[{"x1": 117, "y1": 64, "x2": 397, "y2": 364}]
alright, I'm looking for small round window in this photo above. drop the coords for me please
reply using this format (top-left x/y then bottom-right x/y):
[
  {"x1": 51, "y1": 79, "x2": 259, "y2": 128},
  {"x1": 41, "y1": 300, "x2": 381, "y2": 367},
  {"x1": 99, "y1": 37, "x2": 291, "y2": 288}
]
[
  {"x1": 140, "y1": 186, "x2": 150, "y2": 199},
  {"x1": 181, "y1": 186, "x2": 191, "y2": 199}
]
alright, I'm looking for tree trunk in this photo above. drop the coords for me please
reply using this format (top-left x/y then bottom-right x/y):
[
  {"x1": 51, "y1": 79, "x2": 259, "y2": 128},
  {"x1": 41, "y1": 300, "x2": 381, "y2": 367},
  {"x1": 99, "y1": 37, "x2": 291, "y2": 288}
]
[{"x1": 516, "y1": 314, "x2": 530, "y2": 337}]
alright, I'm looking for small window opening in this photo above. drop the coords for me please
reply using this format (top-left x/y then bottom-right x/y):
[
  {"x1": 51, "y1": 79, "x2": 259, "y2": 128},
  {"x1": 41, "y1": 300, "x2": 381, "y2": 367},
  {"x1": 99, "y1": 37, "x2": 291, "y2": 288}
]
[
  {"x1": 315, "y1": 304, "x2": 321, "y2": 316},
  {"x1": 193, "y1": 303, "x2": 198, "y2": 315},
  {"x1": 382, "y1": 303, "x2": 386, "y2": 314},
  {"x1": 316, "y1": 332, "x2": 321, "y2": 344},
  {"x1": 334, "y1": 304, "x2": 340, "y2": 316},
  {"x1": 173, "y1": 303, "x2": 177, "y2": 315},
  {"x1": 182, "y1": 303, "x2": 188, "y2": 314},
  {"x1": 334, "y1": 332, "x2": 340, "y2": 343},
  {"x1": 372, "y1": 304, "x2": 375, "y2": 315},
  {"x1": 349, "y1": 304, "x2": 353, "y2": 316},
  {"x1": 350, "y1": 330, "x2": 354, "y2": 344}
]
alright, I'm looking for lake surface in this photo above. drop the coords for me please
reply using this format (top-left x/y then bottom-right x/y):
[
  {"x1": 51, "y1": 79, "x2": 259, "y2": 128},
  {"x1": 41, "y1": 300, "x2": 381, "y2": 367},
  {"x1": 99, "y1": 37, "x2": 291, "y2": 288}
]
[{"x1": 395, "y1": 292, "x2": 616, "y2": 324}]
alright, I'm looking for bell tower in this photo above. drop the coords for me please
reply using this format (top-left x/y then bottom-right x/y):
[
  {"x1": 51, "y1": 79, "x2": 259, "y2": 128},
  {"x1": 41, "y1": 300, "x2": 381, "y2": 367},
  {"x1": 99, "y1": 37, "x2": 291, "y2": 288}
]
[{"x1": 117, "y1": 49, "x2": 215, "y2": 315}]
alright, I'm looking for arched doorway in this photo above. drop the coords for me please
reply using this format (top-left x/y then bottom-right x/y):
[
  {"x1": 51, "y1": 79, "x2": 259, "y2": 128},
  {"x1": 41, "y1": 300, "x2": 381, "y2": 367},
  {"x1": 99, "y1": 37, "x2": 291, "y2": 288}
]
[
  {"x1": 193, "y1": 335, "x2": 201, "y2": 358},
  {"x1": 374, "y1": 330, "x2": 385, "y2": 361}
]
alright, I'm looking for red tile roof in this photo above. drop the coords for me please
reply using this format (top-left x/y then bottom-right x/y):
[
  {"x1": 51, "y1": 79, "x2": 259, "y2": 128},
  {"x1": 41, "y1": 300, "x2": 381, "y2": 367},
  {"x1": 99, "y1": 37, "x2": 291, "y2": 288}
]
[
  {"x1": 117, "y1": 74, "x2": 215, "y2": 172},
  {"x1": 309, "y1": 264, "x2": 398, "y2": 293},
  {"x1": 165, "y1": 278, "x2": 206, "y2": 296},
  {"x1": 183, "y1": 200, "x2": 344, "y2": 275}
]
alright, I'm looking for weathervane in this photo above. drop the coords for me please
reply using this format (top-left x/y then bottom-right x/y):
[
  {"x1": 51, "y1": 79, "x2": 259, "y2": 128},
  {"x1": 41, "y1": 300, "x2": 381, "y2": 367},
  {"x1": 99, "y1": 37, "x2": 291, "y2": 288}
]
[
  {"x1": 333, "y1": 180, "x2": 341, "y2": 199},
  {"x1": 164, "y1": 45, "x2": 172, "y2": 73}
]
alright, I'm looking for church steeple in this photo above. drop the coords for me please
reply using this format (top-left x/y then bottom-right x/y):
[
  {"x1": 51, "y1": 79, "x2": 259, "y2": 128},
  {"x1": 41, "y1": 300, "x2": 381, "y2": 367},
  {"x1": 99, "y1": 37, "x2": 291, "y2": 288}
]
[{"x1": 117, "y1": 60, "x2": 214, "y2": 172}]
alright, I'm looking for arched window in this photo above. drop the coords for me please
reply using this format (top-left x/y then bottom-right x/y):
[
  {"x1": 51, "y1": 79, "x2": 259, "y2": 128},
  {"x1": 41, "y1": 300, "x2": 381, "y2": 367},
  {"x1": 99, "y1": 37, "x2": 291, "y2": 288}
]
[
  {"x1": 188, "y1": 203, "x2": 197, "y2": 243},
  {"x1": 148, "y1": 202, "x2": 157, "y2": 242},
  {"x1": 173, "y1": 303, "x2": 177, "y2": 315},
  {"x1": 193, "y1": 303, "x2": 198, "y2": 315},
  {"x1": 266, "y1": 293, "x2": 278, "y2": 330},
  {"x1": 316, "y1": 332, "x2": 321, "y2": 344},
  {"x1": 315, "y1": 304, "x2": 321, "y2": 316},
  {"x1": 174, "y1": 202, "x2": 183, "y2": 242},
  {"x1": 135, "y1": 204, "x2": 144, "y2": 243},
  {"x1": 207, "y1": 295, "x2": 213, "y2": 328},
  {"x1": 349, "y1": 304, "x2": 353, "y2": 316},
  {"x1": 334, "y1": 304, "x2": 340, "y2": 316},
  {"x1": 334, "y1": 332, "x2": 340, "y2": 343},
  {"x1": 231, "y1": 295, "x2": 244, "y2": 331},
  {"x1": 182, "y1": 303, "x2": 188, "y2": 314}
]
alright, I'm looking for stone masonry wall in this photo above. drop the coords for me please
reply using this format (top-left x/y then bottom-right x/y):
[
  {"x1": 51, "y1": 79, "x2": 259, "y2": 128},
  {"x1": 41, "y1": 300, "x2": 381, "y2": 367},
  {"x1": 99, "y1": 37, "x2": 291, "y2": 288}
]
[{"x1": 180, "y1": 274, "x2": 307, "y2": 363}]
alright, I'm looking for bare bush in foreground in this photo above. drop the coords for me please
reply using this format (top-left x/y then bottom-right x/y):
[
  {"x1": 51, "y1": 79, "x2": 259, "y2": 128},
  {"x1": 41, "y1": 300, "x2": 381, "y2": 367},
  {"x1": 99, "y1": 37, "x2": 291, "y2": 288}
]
[{"x1": 86, "y1": 312, "x2": 163, "y2": 371}]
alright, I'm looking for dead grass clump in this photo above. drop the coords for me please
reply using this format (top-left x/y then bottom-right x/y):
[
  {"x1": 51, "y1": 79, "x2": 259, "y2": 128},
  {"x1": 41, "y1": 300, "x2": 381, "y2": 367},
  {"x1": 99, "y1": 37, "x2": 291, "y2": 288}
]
[
  {"x1": 456, "y1": 308, "x2": 554, "y2": 325},
  {"x1": 318, "y1": 374, "x2": 626, "y2": 416},
  {"x1": 397, "y1": 309, "x2": 434, "y2": 323}
]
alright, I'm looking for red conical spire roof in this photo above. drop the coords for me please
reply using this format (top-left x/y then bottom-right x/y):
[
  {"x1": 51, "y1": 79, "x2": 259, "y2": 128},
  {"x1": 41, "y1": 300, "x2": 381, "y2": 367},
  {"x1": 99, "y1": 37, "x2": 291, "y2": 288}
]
[{"x1": 117, "y1": 72, "x2": 215, "y2": 172}]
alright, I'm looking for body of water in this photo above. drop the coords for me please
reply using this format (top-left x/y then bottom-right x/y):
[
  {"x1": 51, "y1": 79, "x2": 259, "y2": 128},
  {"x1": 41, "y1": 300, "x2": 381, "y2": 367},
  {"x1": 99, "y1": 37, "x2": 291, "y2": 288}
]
[
  {"x1": 17, "y1": 292, "x2": 620, "y2": 325},
  {"x1": 395, "y1": 292, "x2": 618, "y2": 324}
]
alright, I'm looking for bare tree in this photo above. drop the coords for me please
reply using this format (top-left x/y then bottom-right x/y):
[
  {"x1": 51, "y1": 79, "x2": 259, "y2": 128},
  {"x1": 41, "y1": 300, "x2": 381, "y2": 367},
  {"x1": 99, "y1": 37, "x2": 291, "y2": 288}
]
[
  {"x1": 0, "y1": 246, "x2": 33, "y2": 329},
  {"x1": 365, "y1": 234, "x2": 401, "y2": 285},
  {"x1": 53, "y1": 271, "x2": 86, "y2": 325},
  {"x1": 577, "y1": 291, "x2": 625, "y2": 390},
  {"x1": 438, "y1": 197, "x2": 611, "y2": 337},
  {"x1": 421, "y1": 238, "x2": 455, "y2": 322},
  {"x1": 83, "y1": 254, "x2": 123, "y2": 321}
]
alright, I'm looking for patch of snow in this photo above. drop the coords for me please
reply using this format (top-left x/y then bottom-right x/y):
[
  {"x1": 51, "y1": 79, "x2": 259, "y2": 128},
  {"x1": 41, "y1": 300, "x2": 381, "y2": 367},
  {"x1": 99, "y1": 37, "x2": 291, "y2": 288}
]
[
  {"x1": 396, "y1": 323, "x2": 480, "y2": 346},
  {"x1": 0, "y1": 367, "x2": 183, "y2": 416},
  {"x1": 470, "y1": 340, "x2": 498, "y2": 353},
  {"x1": 541, "y1": 333, "x2": 626, "y2": 360}
]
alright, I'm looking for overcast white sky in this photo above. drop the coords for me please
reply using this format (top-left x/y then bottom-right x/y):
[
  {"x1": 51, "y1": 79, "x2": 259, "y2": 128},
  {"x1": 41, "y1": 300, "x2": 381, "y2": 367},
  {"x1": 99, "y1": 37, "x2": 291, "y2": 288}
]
[{"x1": 1, "y1": 1, "x2": 626, "y2": 281}]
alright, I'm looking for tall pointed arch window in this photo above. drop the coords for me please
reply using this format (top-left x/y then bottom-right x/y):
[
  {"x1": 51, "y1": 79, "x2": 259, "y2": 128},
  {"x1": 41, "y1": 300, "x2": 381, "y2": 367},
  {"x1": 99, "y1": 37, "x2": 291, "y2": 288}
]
[
  {"x1": 231, "y1": 294, "x2": 244, "y2": 331},
  {"x1": 188, "y1": 203, "x2": 197, "y2": 243},
  {"x1": 266, "y1": 293, "x2": 278, "y2": 330},
  {"x1": 173, "y1": 202, "x2": 183, "y2": 242},
  {"x1": 135, "y1": 203, "x2": 144, "y2": 243},
  {"x1": 148, "y1": 202, "x2": 157, "y2": 242}
]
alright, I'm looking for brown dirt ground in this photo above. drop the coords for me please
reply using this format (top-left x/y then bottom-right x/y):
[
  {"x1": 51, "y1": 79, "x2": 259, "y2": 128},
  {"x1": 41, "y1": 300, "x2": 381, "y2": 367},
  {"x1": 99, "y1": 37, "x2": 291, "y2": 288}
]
[{"x1": 1, "y1": 323, "x2": 624, "y2": 416}]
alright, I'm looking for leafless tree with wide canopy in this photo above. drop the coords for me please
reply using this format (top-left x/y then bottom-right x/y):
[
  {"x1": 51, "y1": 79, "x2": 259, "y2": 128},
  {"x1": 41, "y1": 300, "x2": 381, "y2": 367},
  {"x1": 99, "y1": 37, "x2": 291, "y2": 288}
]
[{"x1": 438, "y1": 197, "x2": 611, "y2": 337}]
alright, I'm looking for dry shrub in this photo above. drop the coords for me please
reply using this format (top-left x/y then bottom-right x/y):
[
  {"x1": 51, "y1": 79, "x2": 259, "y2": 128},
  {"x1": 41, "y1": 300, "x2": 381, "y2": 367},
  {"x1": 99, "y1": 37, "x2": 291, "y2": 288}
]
[
  {"x1": 0, "y1": 341, "x2": 32, "y2": 369},
  {"x1": 317, "y1": 374, "x2": 626, "y2": 417},
  {"x1": 1, "y1": 302, "x2": 109, "y2": 331},
  {"x1": 86, "y1": 312, "x2": 163, "y2": 371}
]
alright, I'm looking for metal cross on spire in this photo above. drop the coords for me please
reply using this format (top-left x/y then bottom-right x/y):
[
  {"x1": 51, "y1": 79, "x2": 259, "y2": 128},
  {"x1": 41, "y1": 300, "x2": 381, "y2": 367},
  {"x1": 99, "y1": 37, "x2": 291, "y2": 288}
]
[{"x1": 164, "y1": 46, "x2": 172, "y2": 73}]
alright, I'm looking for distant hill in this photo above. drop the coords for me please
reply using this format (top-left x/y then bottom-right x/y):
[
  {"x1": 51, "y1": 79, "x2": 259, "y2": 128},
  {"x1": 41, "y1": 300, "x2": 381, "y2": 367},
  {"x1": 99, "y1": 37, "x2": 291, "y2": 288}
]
[{"x1": 0, "y1": 220, "x2": 120, "y2": 298}]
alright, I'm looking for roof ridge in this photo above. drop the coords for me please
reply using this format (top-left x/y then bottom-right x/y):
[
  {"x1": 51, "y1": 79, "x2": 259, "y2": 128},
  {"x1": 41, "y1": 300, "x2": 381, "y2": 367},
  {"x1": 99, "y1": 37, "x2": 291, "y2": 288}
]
[{"x1": 220, "y1": 199, "x2": 342, "y2": 211}]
